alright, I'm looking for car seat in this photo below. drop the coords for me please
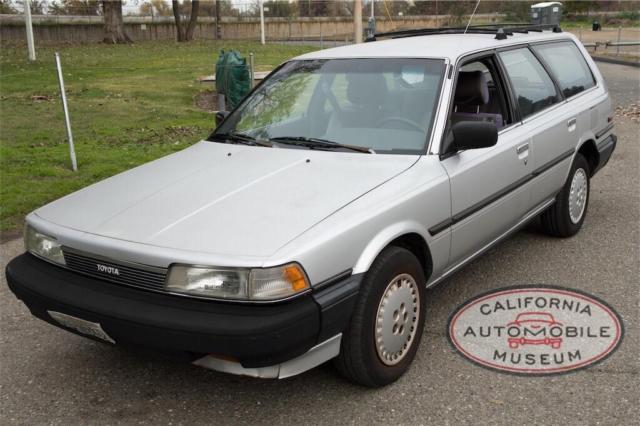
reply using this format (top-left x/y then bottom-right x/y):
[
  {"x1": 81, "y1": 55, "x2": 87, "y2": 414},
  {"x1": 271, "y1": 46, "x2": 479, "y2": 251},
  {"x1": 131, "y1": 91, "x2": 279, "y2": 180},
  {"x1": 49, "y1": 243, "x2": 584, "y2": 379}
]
[{"x1": 451, "y1": 71, "x2": 504, "y2": 128}]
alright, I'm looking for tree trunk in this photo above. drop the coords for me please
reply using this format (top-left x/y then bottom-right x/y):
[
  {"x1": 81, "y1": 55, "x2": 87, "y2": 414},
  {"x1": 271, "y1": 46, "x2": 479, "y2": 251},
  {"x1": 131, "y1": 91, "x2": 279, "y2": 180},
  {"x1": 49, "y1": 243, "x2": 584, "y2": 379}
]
[
  {"x1": 185, "y1": 0, "x2": 200, "y2": 41},
  {"x1": 215, "y1": 0, "x2": 221, "y2": 39},
  {"x1": 102, "y1": 0, "x2": 131, "y2": 44},
  {"x1": 172, "y1": 0, "x2": 185, "y2": 41}
]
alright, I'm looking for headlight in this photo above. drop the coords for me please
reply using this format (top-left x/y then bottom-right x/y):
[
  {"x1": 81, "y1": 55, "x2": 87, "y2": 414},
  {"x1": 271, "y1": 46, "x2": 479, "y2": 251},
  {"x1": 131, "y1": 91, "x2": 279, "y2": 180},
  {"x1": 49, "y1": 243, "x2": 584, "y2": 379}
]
[
  {"x1": 24, "y1": 224, "x2": 66, "y2": 266},
  {"x1": 165, "y1": 263, "x2": 309, "y2": 301}
]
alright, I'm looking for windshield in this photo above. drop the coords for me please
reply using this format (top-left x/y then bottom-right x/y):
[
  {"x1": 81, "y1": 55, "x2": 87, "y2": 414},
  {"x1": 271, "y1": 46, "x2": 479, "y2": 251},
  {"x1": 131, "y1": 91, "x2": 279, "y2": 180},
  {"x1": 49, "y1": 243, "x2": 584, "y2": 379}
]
[{"x1": 211, "y1": 58, "x2": 446, "y2": 154}]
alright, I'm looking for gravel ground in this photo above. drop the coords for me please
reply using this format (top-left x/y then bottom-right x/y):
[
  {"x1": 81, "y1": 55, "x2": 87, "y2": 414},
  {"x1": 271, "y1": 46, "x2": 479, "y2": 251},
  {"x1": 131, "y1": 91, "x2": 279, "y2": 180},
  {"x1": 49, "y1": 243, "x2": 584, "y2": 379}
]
[{"x1": 1, "y1": 62, "x2": 638, "y2": 426}]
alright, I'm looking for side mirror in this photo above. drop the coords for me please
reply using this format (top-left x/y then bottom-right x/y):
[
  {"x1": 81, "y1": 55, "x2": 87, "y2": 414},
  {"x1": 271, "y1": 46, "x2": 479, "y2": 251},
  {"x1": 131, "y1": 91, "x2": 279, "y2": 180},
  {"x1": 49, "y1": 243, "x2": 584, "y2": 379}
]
[
  {"x1": 215, "y1": 111, "x2": 229, "y2": 127},
  {"x1": 451, "y1": 121, "x2": 498, "y2": 151}
]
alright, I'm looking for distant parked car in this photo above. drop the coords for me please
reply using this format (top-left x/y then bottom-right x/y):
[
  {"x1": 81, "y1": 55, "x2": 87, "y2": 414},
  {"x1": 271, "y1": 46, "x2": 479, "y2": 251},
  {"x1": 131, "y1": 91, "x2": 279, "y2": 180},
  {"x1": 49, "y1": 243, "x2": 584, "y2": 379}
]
[
  {"x1": 507, "y1": 312, "x2": 563, "y2": 349},
  {"x1": 6, "y1": 24, "x2": 616, "y2": 387}
]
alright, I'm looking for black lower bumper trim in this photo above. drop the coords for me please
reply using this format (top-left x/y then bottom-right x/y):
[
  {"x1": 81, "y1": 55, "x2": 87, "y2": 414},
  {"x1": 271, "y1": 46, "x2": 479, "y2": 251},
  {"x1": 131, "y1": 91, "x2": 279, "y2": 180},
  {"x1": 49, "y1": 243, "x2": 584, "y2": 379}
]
[
  {"x1": 313, "y1": 273, "x2": 361, "y2": 342},
  {"x1": 594, "y1": 134, "x2": 617, "y2": 175}
]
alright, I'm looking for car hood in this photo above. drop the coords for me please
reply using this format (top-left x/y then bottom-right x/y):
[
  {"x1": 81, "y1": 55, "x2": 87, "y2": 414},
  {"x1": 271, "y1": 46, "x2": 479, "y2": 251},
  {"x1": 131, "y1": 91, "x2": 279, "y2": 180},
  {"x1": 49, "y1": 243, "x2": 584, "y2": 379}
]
[{"x1": 35, "y1": 141, "x2": 418, "y2": 257}]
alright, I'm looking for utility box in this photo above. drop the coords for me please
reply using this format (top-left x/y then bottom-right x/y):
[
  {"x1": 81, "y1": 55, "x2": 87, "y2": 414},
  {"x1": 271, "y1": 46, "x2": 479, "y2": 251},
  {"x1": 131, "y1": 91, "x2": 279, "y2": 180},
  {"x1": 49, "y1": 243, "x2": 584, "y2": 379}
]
[
  {"x1": 530, "y1": 2, "x2": 563, "y2": 26},
  {"x1": 365, "y1": 17, "x2": 376, "y2": 41}
]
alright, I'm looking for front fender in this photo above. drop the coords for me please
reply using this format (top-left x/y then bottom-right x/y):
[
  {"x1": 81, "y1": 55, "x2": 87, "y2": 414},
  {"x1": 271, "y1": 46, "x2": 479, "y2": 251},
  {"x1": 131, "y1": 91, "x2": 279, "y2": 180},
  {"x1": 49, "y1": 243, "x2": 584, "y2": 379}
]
[{"x1": 352, "y1": 221, "x2": 430, "y2": 275}]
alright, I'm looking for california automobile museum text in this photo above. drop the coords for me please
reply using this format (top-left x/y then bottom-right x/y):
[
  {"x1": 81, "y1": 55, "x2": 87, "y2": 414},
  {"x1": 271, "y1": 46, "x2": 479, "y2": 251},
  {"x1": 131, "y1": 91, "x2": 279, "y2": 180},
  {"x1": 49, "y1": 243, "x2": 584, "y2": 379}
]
[{"x1": 448, "y1": 287, "x2": 623, "y2": 374}]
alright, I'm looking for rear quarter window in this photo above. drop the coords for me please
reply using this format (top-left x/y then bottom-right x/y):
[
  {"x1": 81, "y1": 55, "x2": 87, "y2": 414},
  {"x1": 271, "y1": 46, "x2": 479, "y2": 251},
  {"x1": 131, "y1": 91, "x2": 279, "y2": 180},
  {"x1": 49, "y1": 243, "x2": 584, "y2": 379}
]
[{"x1": 532, "y1": 41, "x2": 596, "y2": 98}]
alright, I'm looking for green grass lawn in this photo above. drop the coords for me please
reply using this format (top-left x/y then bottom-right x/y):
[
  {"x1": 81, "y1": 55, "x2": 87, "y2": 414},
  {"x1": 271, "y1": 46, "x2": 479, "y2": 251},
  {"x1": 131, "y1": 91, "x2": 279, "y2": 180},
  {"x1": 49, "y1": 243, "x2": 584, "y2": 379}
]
[{"x1": 0, "y1": 40, "x2": 317, "y2": 236}]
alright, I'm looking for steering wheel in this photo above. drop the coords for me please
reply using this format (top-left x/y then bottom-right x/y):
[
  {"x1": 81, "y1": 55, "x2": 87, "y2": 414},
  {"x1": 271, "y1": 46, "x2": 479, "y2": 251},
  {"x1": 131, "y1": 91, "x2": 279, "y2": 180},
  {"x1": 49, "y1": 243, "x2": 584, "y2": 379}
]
[{"x1": 378, "y1": 116, "x2": 424, "y2": 132}]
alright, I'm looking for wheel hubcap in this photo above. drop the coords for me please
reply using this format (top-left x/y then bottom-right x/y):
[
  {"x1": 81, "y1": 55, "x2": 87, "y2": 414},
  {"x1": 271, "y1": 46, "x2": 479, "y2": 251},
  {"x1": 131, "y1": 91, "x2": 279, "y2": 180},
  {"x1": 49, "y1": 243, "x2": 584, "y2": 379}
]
[
  {"x1": 375, "y1": 273, "x2": 420, "y2": 366},
  {"x1": 569, "y1": 168, "x2": 588, "y2": 224}
]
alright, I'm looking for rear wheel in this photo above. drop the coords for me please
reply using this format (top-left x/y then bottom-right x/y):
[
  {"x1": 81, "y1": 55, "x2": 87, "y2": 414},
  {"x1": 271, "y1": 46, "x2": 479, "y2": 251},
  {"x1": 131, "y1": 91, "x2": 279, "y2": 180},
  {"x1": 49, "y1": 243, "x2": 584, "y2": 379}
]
[
  {"x1": 541, "y1": 154, "x2": 590, "y2": 237},
  {"x1": 334, "y1": 246, "x2": 427, "y2": 387}
]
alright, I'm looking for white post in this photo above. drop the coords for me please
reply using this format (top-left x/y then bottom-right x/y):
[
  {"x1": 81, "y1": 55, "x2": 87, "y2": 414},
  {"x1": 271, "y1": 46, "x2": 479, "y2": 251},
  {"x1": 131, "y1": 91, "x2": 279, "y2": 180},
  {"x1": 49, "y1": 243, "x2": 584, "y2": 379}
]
[
  {"x1": 259, "y1": 0, "x2": 265, "y2": 45},
  {"x1": 24, "y1": 0, "x2": 36, "y2": 62},
  {"x1": 616, "y1": 27, "x2": 621, "y2": 56},
  {"x1": 354, "y1": 0, "x2": 363, "y2": 43},
  {"x1": 249, "y1": 52, "x2": 255, "y2": 87},
  {"x1": 371, "y1": 0, "x2": 374, "y2": 19},
  {"x1": 55, "y1": 53, "x2": 77, "y2": 172}
]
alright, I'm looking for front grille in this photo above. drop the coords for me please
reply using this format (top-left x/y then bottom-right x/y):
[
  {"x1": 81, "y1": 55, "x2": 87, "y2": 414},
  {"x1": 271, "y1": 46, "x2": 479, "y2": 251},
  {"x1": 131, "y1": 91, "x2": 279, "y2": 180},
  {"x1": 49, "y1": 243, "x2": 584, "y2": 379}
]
[{"x1": 63, "y1": 248, "x2": 168, "y2": 293}]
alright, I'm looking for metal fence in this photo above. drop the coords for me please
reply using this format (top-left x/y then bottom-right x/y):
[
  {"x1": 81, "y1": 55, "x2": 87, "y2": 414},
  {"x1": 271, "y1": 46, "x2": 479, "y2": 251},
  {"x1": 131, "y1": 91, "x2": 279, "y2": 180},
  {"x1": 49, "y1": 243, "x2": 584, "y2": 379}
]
[
  {"x1": 575, "y1": 27, "x2": 640, "y2": 58},
  {"x1": 1, "y1": 12, "x2": 638, "y2": 59}
]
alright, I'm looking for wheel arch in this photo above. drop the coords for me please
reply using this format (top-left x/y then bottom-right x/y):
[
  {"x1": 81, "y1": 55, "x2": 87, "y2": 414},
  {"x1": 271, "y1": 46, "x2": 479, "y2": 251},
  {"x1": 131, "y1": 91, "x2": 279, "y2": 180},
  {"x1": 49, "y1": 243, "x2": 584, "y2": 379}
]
[{"x1": 353, "y1": 223, "x2": 433, "y2": 281}]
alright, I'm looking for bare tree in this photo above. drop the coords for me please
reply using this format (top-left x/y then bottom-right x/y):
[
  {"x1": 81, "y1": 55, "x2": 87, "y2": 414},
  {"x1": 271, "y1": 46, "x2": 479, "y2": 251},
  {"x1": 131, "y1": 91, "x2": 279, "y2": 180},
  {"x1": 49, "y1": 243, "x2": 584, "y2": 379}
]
[
  {"x1": 172, "y1": 0, "x2": 200, "y2": 42},
  {"x1": 0, "y1": 0, "x2": 18, "y2": 14},
  {"x1": 140, "y1": 0, "x2": 173, "y2": 17},
  {"x1": 102, "y1": 0, "x2": 131, "y2": 43},
  {"x1": 17, "y1": 0, "x2": 46, "y2": 14},
  {"x1": 185, "y1": 0, "x2": 199, "y2": 40},
  {"x1": 50, "y1": 0, "x2": 101, "y2": 16}
]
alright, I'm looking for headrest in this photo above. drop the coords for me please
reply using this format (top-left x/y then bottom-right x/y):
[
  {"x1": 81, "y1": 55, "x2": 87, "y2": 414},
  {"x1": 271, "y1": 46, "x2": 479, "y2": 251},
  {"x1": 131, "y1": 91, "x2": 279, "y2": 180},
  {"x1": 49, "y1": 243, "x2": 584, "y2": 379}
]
[
  {"x1": 455, "y1": 71, "x2": 489, "y2": 106},
  {"x1": 346, "y1": 73, "x2": 388, "y2": 107}
]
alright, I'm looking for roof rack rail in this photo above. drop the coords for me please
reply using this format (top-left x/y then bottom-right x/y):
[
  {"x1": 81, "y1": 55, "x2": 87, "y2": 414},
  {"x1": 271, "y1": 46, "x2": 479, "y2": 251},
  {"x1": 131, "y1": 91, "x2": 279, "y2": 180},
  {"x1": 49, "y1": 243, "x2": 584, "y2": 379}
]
[{"x1": 365, "y1": 23, "x2": 562, "y2": 42}]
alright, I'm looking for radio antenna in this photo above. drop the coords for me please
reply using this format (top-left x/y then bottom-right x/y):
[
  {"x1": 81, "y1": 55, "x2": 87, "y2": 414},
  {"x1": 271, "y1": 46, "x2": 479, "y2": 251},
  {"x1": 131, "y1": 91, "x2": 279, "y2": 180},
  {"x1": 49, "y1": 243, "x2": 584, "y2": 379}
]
[{"x1": 464, "y1": 0, "x2": 481, "y2": 34}]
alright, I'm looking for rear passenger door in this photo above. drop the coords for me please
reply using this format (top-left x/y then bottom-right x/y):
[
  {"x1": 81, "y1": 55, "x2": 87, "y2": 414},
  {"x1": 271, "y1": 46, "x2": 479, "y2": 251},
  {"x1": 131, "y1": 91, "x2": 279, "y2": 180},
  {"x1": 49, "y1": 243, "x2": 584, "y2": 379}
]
[{"x1": 498, "y1": 46, "x2": 576, "y2": 207}]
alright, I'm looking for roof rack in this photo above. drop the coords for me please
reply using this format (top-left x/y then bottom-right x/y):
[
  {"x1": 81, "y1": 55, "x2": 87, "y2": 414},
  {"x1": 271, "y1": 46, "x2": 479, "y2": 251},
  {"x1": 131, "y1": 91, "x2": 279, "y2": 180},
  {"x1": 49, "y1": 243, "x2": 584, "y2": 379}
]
[{"x1": 365, "y1": 23, "x2": 562, "y2": 42}]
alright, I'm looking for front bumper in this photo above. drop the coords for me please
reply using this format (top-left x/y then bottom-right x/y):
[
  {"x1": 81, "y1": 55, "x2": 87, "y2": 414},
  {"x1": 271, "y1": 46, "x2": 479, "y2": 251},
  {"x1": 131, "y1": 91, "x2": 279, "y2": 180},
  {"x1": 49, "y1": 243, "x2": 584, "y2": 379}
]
[{"x1": 6, "y1": 253, "x2": 360, "y2": 371}]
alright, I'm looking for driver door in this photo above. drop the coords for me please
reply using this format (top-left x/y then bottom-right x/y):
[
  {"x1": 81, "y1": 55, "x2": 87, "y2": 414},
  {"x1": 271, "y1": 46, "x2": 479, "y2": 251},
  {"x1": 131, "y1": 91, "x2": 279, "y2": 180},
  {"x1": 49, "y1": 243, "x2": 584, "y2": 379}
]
[{"x1": 440, "y1": 54, "x2": 533, "y2": 269}]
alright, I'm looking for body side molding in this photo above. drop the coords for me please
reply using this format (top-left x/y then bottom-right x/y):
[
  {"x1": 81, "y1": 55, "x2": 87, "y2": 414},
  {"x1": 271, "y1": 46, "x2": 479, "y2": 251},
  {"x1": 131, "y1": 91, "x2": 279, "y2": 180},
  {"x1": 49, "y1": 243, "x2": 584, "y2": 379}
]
[{"x1": 429, "y1": 148, "x2": 574, "y2": 236}]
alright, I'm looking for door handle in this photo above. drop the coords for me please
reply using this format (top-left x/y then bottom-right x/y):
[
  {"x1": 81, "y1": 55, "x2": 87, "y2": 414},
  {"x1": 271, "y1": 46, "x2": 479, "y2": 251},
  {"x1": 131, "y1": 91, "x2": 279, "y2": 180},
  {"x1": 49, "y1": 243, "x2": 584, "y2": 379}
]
[
  {"x1": 516, "y1": 143, "x2": 529, "y2": 164},
  {"x1": 516, "y1": 143, "x2": 529, "y2": 155},
  {"x1": 567, "y1": 118, "x2": 577, "y2": 131}
]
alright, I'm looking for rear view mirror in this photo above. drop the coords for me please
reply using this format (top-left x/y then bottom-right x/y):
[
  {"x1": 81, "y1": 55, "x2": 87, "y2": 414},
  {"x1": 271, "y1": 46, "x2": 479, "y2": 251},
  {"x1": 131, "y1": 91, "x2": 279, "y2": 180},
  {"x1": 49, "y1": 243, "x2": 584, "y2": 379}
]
[
  {"x1": 400, "y1": 64, "x2": 425, "y2": 86},
  {"x1": 451, "y1": 121, "x2": 498, "y2": 151},
  {"x1": 215, "y1": 111, "x2": 229, "y2": 127}
]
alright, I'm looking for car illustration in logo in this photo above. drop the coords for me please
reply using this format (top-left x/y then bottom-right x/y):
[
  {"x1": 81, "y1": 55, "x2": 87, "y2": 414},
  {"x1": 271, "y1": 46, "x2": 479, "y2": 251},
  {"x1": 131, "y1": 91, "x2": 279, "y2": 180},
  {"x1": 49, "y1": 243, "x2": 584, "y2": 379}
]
[{"x1": 506, "y1": 312, "x2": 563, "y2": 349}]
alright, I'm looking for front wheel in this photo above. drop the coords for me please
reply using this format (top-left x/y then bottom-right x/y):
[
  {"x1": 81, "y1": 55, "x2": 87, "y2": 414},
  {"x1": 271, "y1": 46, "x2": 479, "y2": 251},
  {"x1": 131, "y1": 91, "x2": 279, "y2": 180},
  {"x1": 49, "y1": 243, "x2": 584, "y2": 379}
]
[
  {"x1": 540, "y1": 153, "x2": 590, "y2": 238},
  {"x1": 334, "y1": 246, "x2": 427, "y2": 387}
]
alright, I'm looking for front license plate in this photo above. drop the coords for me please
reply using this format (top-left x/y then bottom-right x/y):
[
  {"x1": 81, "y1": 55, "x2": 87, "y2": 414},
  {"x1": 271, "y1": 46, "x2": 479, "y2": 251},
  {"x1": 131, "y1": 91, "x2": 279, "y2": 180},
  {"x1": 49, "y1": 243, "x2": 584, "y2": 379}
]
[{"x1": 47, "y1": 311, "x2": 115, "y2": 344}]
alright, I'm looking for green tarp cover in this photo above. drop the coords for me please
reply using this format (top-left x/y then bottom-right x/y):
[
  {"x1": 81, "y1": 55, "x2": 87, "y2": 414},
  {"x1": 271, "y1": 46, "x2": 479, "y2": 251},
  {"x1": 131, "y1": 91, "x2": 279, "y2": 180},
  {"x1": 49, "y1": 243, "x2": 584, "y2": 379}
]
[{"x1": 215, "y1": 50, "x2": 251, "y2": 109}]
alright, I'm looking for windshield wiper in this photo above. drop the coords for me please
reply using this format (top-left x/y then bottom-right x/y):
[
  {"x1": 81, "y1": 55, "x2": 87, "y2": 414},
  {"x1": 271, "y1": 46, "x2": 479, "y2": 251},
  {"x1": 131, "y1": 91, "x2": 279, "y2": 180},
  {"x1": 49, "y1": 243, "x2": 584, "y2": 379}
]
[
  {"x1": 211, "y1": 132, "x2": 272, "y2": 147},
  {"x1": 269, "y1": 136, "x2": 372, "y2": 153}
]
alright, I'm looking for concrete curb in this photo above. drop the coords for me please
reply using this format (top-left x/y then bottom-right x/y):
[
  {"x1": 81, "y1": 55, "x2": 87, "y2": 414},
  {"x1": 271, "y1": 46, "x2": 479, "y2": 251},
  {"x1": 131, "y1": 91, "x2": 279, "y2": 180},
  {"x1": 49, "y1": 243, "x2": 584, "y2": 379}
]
[{"x1": 591, "y1": 56, "x2": 640, "y2": 68}]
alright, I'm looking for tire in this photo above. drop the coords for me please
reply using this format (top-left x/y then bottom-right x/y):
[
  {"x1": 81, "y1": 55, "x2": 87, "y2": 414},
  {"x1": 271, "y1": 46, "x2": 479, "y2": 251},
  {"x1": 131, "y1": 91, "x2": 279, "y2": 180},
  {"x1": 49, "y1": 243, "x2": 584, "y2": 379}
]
[
  {"x1": 334, "y1": 246, "x2": 427, "y2": 387},
  {"x1": 540, "y1": 153, "x2": 590, "y2": 238}
]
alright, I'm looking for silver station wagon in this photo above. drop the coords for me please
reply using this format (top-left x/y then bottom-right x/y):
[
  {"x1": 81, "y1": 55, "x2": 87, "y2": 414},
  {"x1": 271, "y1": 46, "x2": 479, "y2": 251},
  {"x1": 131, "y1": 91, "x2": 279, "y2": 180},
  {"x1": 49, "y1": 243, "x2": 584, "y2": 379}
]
[{"x1": 6, "y1": 24, "x2": 616, "y2": 387}]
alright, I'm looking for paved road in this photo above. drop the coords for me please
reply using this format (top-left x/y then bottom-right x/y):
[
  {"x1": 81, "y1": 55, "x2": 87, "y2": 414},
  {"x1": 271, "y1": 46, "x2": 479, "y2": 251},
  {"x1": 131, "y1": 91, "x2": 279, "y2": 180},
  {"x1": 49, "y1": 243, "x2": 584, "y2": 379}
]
[{"x1": 1, "y1": 62, "x2": 638, "y2": 425}]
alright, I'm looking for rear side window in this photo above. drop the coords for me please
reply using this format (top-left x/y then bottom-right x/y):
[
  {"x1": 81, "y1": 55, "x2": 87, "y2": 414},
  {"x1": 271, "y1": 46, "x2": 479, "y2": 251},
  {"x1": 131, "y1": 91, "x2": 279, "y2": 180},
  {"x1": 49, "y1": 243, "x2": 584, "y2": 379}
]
[
  {"x1": 499, "y1": 48, "x2": 559, "y2": 119},
  {"x1": 532, "y1": 41, "x2": 596, "y2": 98}
]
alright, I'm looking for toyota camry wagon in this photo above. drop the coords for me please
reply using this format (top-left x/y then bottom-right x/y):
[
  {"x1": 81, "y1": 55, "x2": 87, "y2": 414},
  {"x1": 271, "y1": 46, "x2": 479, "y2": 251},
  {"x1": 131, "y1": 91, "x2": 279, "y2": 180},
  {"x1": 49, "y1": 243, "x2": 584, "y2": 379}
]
[{"x1": 6, "y1": 24, "x2": 616, "y2": 387}]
